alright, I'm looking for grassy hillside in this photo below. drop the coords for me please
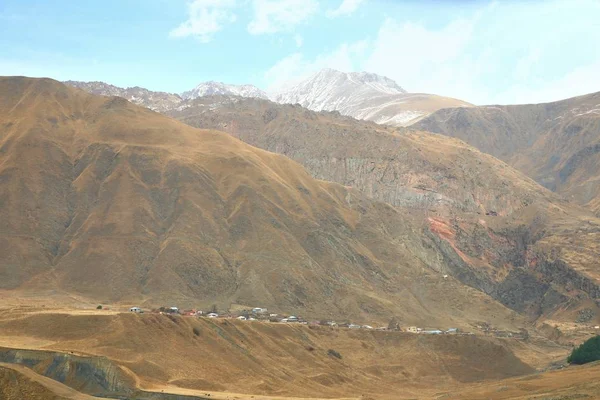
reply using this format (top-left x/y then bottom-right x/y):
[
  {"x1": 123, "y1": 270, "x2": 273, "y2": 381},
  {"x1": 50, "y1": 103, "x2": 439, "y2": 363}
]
[
  {"x1": 0, "y1": 310, "x2": 539, "y2": 399},
  {"x1": 413, "y1": 92, "x2": 600, "y2": 215}
]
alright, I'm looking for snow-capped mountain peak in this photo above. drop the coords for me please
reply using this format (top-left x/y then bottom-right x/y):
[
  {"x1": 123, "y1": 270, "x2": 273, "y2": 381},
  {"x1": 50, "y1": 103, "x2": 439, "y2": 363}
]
[
  {"x1": 346, "y1": 71, "x2": 406, "y2": 95},
  {"x1": 271, "y1": 68, "x2": 406, "y2": 112},
  {"x1": 182, "y1": 81, "x2": 268, "y2": 100},
  {"x1": 271, "y1": 68, "x2": 470, "y2": 126}
]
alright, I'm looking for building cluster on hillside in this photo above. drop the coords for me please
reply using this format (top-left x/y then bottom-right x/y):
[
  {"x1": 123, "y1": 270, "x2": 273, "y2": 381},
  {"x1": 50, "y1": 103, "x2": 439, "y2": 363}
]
[
  {"x1": 126, "y1": 305, "x2": 463, "y2": 334},
  {"x1": 474, "y1": 322, "x2": 529, "y2": 339}
]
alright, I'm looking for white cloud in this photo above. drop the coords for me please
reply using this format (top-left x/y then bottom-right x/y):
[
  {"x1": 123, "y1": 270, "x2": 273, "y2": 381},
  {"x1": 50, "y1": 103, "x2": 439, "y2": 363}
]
[
  {"x1": 248, "y1": 0, "x2": 319, "y2": 35},
  {"x1": 264, "y1": 0, "x2": 600, "y2": 105},
  {"x1": 361, "y1": 16, "x2": 482, "y2": 100},
  {"x1": 170, "y1": 0, "x2": 237, "y2": 43},
  {"x1": 327, "y1": 0, "x2": 365, "y2": 18},
  {"x1": 513, "y1": 48, "x2": 541, "y2": 82},
  {"x1": 494, "y1": 60, "x2": 600, "y2": 105},
  {"x1": 294, "y1": 34, "x2": 303, "y2": 48}
]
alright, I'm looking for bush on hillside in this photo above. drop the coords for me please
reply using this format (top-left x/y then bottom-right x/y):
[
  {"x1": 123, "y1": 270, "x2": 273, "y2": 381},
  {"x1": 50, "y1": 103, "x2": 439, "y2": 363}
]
[
  {"x1": 568, "y1": 335, "x2": 600, "y2": 365},
  {"x1": 327, "y1": 349, "x2": 342, "y2": 359},
  {"x1": 96, "y1": 305, "x2": 102, "y2": 310}
]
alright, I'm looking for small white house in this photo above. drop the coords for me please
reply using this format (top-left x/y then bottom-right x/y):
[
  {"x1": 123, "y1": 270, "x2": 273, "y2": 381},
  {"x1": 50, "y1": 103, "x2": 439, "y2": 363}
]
[
  {"x1": 287, "y1": 316, "x2": 299, "y2": 322},
  {"x1": 237, "y1": 316, "x2": 247, "y2": 320},
  {"x1": 406, "y1": 326, "x2": 419, "y2": 333},
  {"x1": 252, "y1": 307, "x2": 268, "y2": 314},
  {"x1": 129, "y1": 307, "x2": 142, "y2": 313},
  {"x1": 207, "y1": 312, "x2": 219, "y2": 318}
]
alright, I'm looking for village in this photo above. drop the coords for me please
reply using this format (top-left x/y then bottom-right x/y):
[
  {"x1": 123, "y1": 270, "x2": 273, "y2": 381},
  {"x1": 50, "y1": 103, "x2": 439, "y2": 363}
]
[{"x1": 122, "y1": 304, "x2": 469, "y2": 335}]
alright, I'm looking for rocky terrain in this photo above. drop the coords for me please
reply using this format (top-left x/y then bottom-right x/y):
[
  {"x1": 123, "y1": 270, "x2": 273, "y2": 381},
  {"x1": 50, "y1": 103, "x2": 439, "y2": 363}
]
[
  {"x1": 272, "y1": 68, "x2": 473, "y2": 126},
  {"x1": 413, "y1": 91, "x2": 600, "y2": 215},
  {"x1": 168, "y1": 95, "x2": 600, "y2": 323},
  {"x1": 64, "y1": 80, "x2": 267, "y2": 113},
  {"x1": 182, "y1": 81, "x2": 267, "y2": 101},
  {"x1": 64, "y1": 81, "x2": 183, "y2": 113}
]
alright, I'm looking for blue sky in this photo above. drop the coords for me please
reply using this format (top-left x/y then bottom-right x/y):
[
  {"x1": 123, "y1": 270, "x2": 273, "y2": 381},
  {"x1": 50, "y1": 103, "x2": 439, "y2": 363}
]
[{"x1": 1, "y1": 0, "x2": 599, "y2": 104}]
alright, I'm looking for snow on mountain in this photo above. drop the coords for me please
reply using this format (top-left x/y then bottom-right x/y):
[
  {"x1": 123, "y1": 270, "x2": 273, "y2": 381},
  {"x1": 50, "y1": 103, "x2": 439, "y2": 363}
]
[
  {"x1": 65, "y1": 81, "x2": 183, "y2": 112},
  {"x1": 271, "y1": 68, "x2": 472, "y2": 126},
  {"x1": 66, "y1": 69, "x2": 472, "y2": 127},
  {"x1": 272, "y1": 68, "x2": 406, "y2": 111},
  {"x1": 182, "y1": 81, "x2": 268, "y2": 100},
  {"x1": 66, "y1": 80, "x2": 269, "y2": 112}
]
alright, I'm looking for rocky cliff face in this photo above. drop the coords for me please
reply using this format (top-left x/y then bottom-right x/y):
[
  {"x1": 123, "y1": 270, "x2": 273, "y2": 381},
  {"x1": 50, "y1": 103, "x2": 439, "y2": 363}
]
[
  {"x1": 413, "y1": 92, "x2": 600, "y2": 215},
  {"x1": 0, "y1": 347, "x2": 207, "y2": 399},
  {"x1": 169, "y1": 96, "x2": 600, "y2": 323},
  {"x1": 0, "y1": 348, "x2": 134, "y2": 397}
]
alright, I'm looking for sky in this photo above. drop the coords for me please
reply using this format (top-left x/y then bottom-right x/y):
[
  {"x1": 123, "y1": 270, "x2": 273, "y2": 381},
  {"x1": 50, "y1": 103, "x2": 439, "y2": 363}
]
[{"x1": 1, "y1": 0, "x2": 599, "y2": 105}]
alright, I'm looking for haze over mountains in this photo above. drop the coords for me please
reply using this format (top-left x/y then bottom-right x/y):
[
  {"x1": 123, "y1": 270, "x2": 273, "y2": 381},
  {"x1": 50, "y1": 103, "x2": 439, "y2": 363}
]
[{"x1": 66, "y1": 68, "x2": 472, "y2": 126}]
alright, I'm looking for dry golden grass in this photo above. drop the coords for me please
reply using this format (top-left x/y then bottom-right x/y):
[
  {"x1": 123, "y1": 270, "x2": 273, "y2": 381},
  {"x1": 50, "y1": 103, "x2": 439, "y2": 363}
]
[
  {"x1": 441, "y1": 362, "x2": 600, "y2": 399},
  {"x1": 0, "y1": 308, "x2": 568, "y2": 399},
  {"x1": 170, "y1": 93, "x2": 600, "y2": 325}
]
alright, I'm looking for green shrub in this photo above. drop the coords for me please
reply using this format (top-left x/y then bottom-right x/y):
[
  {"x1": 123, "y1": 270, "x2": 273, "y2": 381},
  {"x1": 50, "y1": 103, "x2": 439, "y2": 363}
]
[
  {"x1": 96, "y1": 305, "x2": 102, "y2": 310},
  {"x1": 568, "y1": 335, "x2": 600, "y2": 365},
  {"x1": 327, "y1": 349, "x2": 342, "y2": 359}
]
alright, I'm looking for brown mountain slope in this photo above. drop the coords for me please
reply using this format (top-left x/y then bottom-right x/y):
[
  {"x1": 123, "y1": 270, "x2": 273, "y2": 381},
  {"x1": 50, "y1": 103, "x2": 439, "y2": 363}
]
[
  {"x1": 412, "y1": 92, "x2": 600, "y2": 214},
  {"x1": 167, "y1": 96, "x2": 600, "y2": 322},
  {"x1": 0, "y1": 76, "x2": 531, "y2": 328},
  {"x1": 444, "y1": 361, "x2": 600, "y2": 399}
]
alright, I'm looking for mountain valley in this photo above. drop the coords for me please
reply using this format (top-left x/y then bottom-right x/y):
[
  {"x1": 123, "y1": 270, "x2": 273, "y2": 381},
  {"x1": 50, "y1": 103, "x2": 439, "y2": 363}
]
[{"x1": 2, "y1": 76, "x2": 600, "y2": 399}]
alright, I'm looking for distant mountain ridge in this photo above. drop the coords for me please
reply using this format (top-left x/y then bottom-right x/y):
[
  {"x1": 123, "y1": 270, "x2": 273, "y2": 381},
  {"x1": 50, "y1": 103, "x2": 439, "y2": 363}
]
[
  {"x1": 182, "y1": 81, "x2": 268, "y2": 100},
  {"x1": 65, "y1": 68, "x2": 472, "y2": 127},
  {"x1": 64, "y1": 80, "x2": 183, "y2": 112},
  {"x1": 64, "y1": 80, "x2": 267, "y2": 112}
]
